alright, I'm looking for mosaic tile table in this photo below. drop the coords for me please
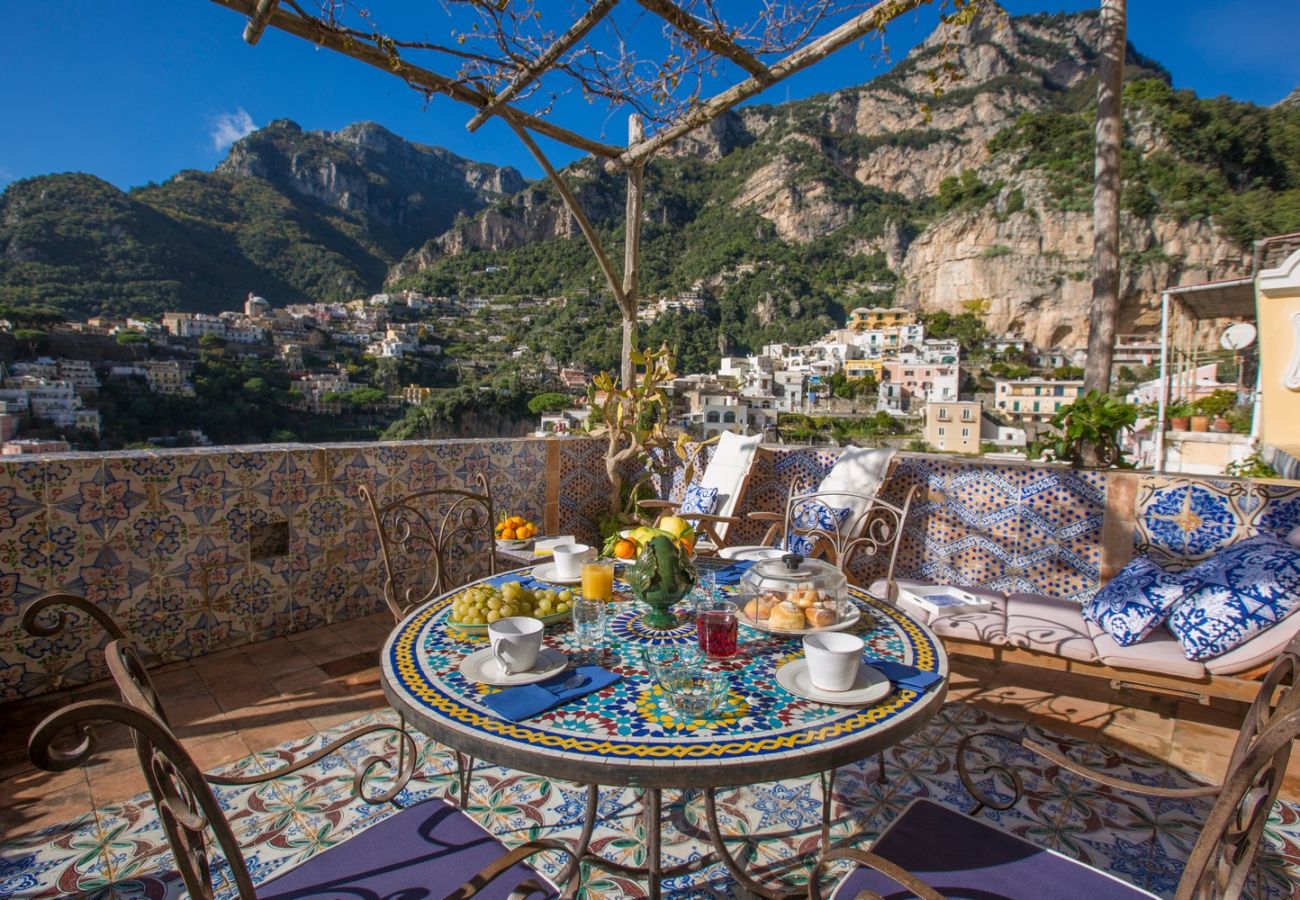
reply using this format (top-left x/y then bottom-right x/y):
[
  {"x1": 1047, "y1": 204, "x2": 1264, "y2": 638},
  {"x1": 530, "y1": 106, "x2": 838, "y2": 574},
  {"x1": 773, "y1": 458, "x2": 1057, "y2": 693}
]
[{"x1": 382, "y1": 563, "x2": 948, "y2": 898}]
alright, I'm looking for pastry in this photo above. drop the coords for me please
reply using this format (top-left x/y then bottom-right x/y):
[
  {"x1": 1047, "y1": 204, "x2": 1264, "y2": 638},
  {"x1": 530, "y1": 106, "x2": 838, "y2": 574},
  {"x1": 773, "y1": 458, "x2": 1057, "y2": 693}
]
[
  {"x1": 805, "y1": 605, "x2": 837, "y2": 628},
  {"x1": 768, "y1": 600, "x2": 805, "y2": 630},
  {"x1": 743, "y1": 597, "x2": 774, "y2": 621}
]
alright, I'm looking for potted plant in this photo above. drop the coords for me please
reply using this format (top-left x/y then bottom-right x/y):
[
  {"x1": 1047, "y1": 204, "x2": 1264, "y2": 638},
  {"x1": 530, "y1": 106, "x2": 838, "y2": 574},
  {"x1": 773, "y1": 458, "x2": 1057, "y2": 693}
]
[
  {"x1": 1036, "y1": 390, "x2": 1138, "y2": 468},
  {"x1": 1167, "y1": 401, "x2": 1191, "y2": 432},
  {"x1": 1191, "y1": 389, "x2": 1236, "y2": 433}
]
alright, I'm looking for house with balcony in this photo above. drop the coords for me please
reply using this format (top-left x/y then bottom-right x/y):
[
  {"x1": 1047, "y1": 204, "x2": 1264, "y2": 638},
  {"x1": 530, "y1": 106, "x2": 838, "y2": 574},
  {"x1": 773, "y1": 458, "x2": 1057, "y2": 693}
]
[{"x1": 995, "y1": 376, "x2": 1085, "y2": 420}]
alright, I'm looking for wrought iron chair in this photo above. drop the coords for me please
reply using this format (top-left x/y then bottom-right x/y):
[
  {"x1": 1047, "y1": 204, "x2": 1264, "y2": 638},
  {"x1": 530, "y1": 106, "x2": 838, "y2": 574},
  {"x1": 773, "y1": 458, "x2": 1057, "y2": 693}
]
[
  {"x1": 24, "y1": 596, "x2": 567, "y2": 898},
  {"x1": 746, "y1": 483, "x2": 916, "y2": 597},
  {"x1": 809, "y1": 632, "x2": 1300, "y2": 899},
  {"x1": 360, "y1": 472, "x2": 498, "y2": 623},
  {"x1": 361, "y1": 473, "x2": 500, "y2": 809}
]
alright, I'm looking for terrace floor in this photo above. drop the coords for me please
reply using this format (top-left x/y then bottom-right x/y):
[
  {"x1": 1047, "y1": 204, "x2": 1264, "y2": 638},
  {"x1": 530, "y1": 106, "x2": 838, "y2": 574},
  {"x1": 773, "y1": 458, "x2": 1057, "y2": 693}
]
[{"x1": 2, "y1": 612, "x2": 1299, "y2": 897}]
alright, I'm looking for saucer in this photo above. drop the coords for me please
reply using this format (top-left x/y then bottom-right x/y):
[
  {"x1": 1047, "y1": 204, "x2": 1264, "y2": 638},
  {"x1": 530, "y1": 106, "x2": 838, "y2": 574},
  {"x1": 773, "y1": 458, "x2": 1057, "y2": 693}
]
[
  {"x1": 459, "y1": 647, "x2": 568, "y2": 686},
  {"x1": 775, "y1": 660, "x2": 891, "y2": 706},
  {"x1": 531, "y1": 563, "x2": 582, "y2": 585}
]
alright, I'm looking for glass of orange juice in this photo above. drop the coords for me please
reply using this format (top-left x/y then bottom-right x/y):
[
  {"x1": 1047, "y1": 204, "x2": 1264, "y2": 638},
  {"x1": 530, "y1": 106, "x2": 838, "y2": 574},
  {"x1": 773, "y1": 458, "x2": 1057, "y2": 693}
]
[{"x1": 581, "y1": 560, "x2": 616, "y2": 602}]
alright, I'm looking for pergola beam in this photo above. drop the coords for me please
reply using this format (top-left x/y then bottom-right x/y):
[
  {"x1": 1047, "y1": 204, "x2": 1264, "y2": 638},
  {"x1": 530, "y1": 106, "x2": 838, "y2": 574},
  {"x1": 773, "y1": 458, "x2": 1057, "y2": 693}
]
[
  {"x1": 615, "y1": 0, "x2": 926, "y2": 170},
  {"x1": 209, "y1": 0, "x2": 624, "y2": 160},
  {"x1": 242, "y1": 0, "x2": 278, "y2": 45},
  {"x1": 467, "y1": 0, "x2": 620, "y2": 134},
  {"x1": 635, "y1": 0, "x2": 772, "y2": 83}
]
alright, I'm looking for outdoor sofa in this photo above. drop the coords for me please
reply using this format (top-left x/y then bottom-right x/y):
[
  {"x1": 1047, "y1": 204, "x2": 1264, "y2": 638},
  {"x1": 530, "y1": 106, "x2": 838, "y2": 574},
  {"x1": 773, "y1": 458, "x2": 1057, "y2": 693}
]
[{"x1": 871, "y1": 529, "x2": 1300, "y2": 704}]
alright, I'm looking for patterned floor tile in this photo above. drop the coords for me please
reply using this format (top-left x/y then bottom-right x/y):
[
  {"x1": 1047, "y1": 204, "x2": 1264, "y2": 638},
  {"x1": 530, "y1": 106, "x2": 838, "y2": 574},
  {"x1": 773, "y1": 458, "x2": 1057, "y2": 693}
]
[{"x1": 2, "y1": 701, "x2": 1298, "y2": 899}]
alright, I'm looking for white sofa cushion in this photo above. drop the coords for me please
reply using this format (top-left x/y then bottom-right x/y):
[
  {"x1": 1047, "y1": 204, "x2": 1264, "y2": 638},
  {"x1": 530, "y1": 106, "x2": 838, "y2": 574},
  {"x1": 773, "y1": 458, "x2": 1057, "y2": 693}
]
[
  {"x1": 1091, "y1": 624, "x2": 1207, "y2": 679},
  {"x1": 1006, "y1": 593, "x2": 1099, "y2": 662}
]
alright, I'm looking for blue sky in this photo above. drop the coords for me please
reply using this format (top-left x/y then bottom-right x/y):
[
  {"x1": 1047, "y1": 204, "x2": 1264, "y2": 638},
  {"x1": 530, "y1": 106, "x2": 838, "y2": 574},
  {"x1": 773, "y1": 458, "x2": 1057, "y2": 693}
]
[{"x1": 1, "y1": 0, "x2": 1296, "y2": 190}]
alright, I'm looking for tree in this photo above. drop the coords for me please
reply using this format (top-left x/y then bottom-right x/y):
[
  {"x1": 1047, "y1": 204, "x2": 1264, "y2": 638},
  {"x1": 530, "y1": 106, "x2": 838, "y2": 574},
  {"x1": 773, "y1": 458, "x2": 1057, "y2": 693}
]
[
  {"x1": 528, "y1": 392, "x2": 572, "y2": 415},
  {"x1": 1083, "y1": 0, "x2": 1127, "y2": 403},
  {"x1": 12, "y1": 329, "x2": 48, "y2": 358},
  {"x1": 198, "y1": 333, "x2": 226, "y2": 351}
]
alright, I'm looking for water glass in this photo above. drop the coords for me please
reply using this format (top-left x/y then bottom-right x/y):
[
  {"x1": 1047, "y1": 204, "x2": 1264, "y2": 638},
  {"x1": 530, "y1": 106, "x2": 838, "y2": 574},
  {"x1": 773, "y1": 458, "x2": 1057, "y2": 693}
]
[
  {"x1": 691, "y1": 571, "x2": 720, "y2": 610},
  {"x1": 572, "y1": 596, "x2": 608, "y2": 662},
  {"x1": 696, "y1": 598, "x2": 739, "y2": 659}
]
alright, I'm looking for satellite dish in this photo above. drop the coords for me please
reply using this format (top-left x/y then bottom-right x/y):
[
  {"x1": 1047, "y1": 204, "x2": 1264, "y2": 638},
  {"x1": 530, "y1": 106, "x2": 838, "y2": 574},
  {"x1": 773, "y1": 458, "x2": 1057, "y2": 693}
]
[{"x1": 1220, "y1": 322, "x2": 1257, "y2": 351}]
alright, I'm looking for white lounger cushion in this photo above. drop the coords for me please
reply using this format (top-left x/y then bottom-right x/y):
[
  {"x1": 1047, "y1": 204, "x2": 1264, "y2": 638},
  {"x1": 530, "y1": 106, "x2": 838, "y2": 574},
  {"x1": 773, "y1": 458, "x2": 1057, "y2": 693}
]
[
  {"x1": 696, "y1": 431, "x2": 761, "y2": 543},
  {"x1": 817, "y1": 447, "x2": 895, "y2": 522}
]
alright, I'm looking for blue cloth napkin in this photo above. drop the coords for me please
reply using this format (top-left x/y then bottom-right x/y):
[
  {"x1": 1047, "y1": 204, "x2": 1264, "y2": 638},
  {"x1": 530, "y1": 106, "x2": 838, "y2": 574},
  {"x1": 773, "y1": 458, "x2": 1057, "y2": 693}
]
[
  {"x1": 864, "y1": 657, "x2": 943, "y2": 692},
  {"x1": 709, "y1": 560, "x2": 755, "y2": 586},
  {"x1": 481, "y1": 665, "x2": 621, "y2": 722}
]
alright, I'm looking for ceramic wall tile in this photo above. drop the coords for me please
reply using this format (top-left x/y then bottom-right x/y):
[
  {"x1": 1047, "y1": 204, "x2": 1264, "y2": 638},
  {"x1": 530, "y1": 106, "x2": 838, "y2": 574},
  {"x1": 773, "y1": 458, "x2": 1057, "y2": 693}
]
[
  {"x1": 1134, "y1": 476, "x2": 1300, "y2": 570},
  {"x1": 2, "y1": 440, "x2": 1298, "y2": 702}
]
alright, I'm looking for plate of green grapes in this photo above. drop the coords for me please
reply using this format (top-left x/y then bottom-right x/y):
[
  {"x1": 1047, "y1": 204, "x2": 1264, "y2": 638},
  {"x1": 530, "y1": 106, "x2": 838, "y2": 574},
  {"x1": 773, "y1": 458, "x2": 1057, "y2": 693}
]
[{"x1": 447, "y1": 579, "x2": 575, "y2": 632}]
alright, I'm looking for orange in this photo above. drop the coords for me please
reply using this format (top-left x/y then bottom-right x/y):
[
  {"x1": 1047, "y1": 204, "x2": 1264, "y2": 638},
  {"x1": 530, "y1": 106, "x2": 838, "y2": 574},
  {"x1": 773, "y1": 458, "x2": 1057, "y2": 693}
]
[
  {"x1": 613, "y1": 539, "x2": 637, "y2": 559},
  {"x1": 679, "y1": 534, "x2": 695, "y2": 553},
  {"x1": 500, "y1": 527, "x2": 516, "y2": 540}
]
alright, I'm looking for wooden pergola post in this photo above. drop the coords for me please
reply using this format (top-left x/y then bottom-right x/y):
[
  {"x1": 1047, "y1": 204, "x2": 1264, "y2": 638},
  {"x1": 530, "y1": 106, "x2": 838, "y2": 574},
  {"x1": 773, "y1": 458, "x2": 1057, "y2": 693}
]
[{"x1": 621, "y1": 115, "x2": 646, "y2": 390}]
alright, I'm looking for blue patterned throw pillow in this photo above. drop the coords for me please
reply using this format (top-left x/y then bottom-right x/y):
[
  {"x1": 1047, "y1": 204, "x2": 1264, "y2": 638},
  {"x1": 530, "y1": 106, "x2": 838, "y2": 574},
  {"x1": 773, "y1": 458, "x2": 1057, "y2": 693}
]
[
  {"x1": 1083, "y1": 557, "x2": 1195, "y2": 647},
  {"x1": 1167, "y1": 534, "x2": 1300, "y2": 661},
  {"x1": 680, "y1": 483, "x2": 718, "y2": 516},
  {"x1": 784, "y1": 505, "x2": 851, "y2": 557}
]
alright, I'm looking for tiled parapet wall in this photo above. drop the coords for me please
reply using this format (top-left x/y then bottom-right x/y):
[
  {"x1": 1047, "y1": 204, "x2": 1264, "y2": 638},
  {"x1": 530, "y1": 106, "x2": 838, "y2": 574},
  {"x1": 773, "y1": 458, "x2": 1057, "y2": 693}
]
[
  {"x1": 4, "y1": 435, "x2": 1300, "y2": 704},
  {"x1": 722, "y1": 448, "x2": 1108, "y2": 602},
  {"x1": 554, "y1": 440, "x2": 1300, "y2": 605},
  {"x1": 0, "y1": 439, "x2": 552, "y2": 702}
]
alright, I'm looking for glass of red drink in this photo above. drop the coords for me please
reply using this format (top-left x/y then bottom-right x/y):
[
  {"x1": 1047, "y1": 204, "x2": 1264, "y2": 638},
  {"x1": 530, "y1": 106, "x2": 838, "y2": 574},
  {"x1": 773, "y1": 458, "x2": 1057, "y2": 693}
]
[{"x1": 696, "y1": 598, "x2": 739, "y2": 659}]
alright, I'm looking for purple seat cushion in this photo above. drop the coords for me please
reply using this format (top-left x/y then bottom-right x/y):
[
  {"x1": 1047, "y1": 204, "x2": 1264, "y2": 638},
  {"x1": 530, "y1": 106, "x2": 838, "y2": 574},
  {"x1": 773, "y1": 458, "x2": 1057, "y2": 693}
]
[
  {"x1": 259, "y1": 798, "x2": 554, "y2": 899},
  {"x1": 833, "y1": 800, "x2": 1150, "y2": 899}
]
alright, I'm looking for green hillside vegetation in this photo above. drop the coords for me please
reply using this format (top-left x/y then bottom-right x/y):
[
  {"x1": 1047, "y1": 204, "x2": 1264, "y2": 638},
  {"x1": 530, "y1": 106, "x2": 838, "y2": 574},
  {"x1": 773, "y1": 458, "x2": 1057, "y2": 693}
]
[
  {"x1": 0, "y1": 122, "x2": 515, "y2": 319},
  {"x1": 989, "y1": 78, "x2": 1300, "y2": 244}
]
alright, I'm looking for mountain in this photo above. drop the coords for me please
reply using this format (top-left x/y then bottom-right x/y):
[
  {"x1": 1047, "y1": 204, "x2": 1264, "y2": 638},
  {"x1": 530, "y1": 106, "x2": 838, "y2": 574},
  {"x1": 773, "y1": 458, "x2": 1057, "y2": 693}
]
[
  {"x1": 0, "y1": 121, "x2": 524, "y2": 318},
  {"x1": 4, "y1": 3, "x2": 1298, "y2": 355},
  {"x1": 394, "y1": 4, "x2": 1300, "y2": 351}
]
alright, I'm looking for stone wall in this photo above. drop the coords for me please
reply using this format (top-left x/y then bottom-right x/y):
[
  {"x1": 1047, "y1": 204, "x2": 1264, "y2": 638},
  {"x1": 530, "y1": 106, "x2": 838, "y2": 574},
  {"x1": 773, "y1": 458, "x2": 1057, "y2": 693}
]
[{"x1": 3, "y1": 436, "x2": 1299, "y2": 703}]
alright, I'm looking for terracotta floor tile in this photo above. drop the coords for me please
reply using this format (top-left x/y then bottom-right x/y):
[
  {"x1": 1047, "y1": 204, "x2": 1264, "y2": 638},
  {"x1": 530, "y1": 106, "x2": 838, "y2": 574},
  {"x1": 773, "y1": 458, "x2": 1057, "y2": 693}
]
[
  {"x1": 86, "y1": 766, "x2": 148, "y2": 808},
  {"x1": 187, "y1": 732, "x2": 255, "y2": 773},
  {"x1": 148, "y1": 665, "x2": 211, "y2": 701},
  {"x1": 319, "y1": 652, "x2": 380, "y2": 679},
  {"x1": 239, "y1": 716, "x2": 316, "y2": 753},
  {"x1": 1171, "y1": 718, "x2": 1242, "y2": 758},
  {"x1": 1100, "y1": 723, "x2": 1176, "y2": 763},
  {"x1": 273, "y1": 665, "x2": 335, "y2": 694},
  {"x1": 1033, "y1": 692, "x2": 1123, "y2": 733},
  {"x1": 301, "y1": 640, "x2": 363, "y2": 666}
]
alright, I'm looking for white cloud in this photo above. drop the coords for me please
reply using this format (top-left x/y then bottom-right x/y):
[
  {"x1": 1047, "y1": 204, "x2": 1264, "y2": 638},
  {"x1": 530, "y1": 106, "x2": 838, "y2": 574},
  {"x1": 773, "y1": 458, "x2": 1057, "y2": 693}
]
[{"x1": 210, "y1": 108, "x2": 257, "y2": 151}]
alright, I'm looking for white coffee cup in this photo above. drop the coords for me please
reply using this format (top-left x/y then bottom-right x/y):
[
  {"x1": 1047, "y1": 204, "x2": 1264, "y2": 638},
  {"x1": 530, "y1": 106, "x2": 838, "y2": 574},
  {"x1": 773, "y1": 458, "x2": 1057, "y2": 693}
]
[
  {"x1": 551, "y1": 543, "x2": 595, "y2": 579},
  {"x1": 803, "y1": 632, "x2": 864, "y2": 692},
  {"x1": 489, "y1": 616, "x2": 544, "y2": 675}
]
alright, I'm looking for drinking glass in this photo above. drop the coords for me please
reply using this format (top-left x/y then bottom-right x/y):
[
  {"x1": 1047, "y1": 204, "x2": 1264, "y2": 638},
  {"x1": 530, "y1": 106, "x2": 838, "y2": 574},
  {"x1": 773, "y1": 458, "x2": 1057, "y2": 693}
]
[
  {"x1": 696, "y1": 598, "x2": 739, "y2": 659},
  {"x1": 581, "y1": 560, "x2": 616, "y2": 602},
  {"x1": 572, "y1": 596, "x2": 608, "y2": 662},
  {"x1": 690, "y1": 571, "x2": 719, "y2": 611}
]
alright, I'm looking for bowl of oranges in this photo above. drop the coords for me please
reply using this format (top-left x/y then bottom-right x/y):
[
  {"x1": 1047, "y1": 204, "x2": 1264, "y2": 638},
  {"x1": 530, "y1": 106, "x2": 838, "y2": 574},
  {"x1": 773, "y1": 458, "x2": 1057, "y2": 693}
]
[{"x1": 495, "y1": 514, "x2": 538, "y2": 549}]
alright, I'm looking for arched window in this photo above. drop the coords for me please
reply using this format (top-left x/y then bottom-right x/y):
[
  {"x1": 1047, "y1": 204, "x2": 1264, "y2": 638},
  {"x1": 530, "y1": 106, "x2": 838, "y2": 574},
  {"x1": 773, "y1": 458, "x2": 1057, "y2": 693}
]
[
  {"x1": 706, "y1": 411, "x2": 720, "y2": 423},
  {"x1": 722, "y1": 410, "x2": 736, "y2": 423}
]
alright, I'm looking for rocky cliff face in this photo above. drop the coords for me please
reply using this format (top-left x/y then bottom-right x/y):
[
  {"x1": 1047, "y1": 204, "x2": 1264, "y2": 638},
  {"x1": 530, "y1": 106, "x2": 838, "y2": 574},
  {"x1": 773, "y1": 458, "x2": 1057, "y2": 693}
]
[
  {"x1": 219, "y1": 120, "x2": 525, "y2": 253},
  {"x1": 893, "y1": 181, "x2": 1253, "y2": 348}
]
